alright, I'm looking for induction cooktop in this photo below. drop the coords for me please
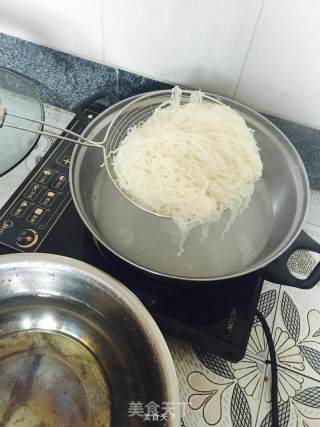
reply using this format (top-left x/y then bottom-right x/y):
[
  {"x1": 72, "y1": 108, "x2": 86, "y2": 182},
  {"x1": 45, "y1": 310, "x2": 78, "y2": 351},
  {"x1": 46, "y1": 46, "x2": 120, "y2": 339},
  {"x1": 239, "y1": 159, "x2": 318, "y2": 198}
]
[{"x1": 0, "y1": 102, "x2": 263, "y2": 362}]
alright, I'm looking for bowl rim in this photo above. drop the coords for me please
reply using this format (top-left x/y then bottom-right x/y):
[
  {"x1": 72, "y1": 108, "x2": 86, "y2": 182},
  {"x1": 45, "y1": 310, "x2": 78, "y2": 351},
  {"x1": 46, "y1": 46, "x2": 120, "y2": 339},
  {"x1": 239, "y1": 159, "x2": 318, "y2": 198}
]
[{"x1": 0, "y1": 252, "x2": 181, "y2": 426}]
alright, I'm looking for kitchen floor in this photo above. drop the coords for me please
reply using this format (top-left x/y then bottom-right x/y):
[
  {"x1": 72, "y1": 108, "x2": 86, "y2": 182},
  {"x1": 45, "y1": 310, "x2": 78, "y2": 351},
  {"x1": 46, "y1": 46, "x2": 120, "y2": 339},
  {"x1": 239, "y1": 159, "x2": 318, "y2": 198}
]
[{"x1": 168, "y1": 190, "x2": 320, "y2": 426}]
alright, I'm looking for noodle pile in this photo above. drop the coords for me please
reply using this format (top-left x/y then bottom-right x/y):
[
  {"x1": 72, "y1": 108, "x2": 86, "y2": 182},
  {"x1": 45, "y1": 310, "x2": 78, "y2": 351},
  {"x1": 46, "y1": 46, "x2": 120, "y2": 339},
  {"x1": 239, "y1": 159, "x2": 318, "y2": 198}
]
[{"x1": 112, "y1": 87, "x2": 262, "y2": 246}]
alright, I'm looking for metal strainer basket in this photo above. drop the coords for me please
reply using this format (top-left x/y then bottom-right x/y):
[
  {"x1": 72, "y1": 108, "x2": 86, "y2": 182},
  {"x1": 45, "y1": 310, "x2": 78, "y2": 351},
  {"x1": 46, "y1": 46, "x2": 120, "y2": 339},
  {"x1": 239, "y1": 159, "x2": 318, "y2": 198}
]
[{"x1": 103, "y1": 88, "x2": 223, "y2": 217}]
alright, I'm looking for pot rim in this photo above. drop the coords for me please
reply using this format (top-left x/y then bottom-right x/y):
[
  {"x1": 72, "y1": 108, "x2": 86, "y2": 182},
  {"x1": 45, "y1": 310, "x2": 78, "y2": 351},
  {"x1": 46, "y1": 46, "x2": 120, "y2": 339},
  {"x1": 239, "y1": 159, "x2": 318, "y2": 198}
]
[{"x1": 70, "y1": 90, "x2": 310, "y2": 282}]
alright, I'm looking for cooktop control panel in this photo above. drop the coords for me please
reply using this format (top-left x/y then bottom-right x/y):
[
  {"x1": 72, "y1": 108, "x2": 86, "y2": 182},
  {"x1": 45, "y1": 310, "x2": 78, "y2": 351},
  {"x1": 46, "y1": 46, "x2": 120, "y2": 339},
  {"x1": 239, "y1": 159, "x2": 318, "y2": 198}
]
[{"x1": 0, "y1": 141, "x2": 74, "y2": 252}]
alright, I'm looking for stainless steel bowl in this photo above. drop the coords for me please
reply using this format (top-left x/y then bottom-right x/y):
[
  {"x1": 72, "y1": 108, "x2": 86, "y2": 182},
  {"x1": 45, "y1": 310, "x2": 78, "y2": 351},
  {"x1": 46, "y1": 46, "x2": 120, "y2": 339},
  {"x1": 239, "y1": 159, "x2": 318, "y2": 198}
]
[{"x1": 0, "y1": 253, "x2": 180, "y2": 426}]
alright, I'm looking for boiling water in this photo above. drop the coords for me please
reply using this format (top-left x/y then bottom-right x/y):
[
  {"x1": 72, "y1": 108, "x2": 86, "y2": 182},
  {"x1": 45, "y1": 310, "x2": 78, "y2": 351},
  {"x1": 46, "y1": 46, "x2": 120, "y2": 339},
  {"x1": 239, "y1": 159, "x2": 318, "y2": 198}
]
[{"x1": 93, "y1": 169, "x2": 274, "y2": 278}]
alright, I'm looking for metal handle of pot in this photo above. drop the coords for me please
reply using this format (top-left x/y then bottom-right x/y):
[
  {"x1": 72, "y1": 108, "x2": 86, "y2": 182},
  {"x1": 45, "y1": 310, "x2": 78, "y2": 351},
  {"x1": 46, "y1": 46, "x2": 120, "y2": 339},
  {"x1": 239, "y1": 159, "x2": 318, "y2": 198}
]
[{"x1": 263, "y1": 230, "x2": 320, "y2": 289}]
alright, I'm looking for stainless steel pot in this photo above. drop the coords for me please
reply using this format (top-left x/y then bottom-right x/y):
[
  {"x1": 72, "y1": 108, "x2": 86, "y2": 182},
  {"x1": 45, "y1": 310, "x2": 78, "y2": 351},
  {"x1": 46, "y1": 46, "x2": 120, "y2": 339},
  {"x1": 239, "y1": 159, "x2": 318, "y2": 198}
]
[
  {"x1": 0, "y1": 253, "x2": 180, "y2": 426},
  {"x1": 70, "y1": 91, "x2": 320, "y2": 288}
]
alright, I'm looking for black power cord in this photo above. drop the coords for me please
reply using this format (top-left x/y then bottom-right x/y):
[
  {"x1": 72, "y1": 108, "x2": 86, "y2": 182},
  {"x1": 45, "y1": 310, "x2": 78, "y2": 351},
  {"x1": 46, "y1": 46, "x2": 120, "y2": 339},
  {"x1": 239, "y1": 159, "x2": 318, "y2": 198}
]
[{"x1": 256, "y1": 310, "x2": 279, "y2": 427}]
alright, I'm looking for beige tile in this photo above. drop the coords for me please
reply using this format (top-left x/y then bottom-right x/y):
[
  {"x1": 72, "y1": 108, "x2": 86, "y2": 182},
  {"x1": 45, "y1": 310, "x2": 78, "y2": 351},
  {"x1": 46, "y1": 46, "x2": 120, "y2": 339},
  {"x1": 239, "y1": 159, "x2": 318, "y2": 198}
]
[
  {"x1": 256, "y1": 368, "x2": 320, "y2": 426},
  {"x1": 101, "y1": 0, "x2": 264, "y2": 96},
  {"x1": 235, "y1": 0, "x2": 320, "y2": 128},
  {"x1": 271, "y1": 285, "x2": 320, "y2": 382},
  {"x1": 166, "y1": 336, "x2": 265, "y2": 426},
  {"x1": 0, "y1": 0, "x2": 104, "y2": 62}
]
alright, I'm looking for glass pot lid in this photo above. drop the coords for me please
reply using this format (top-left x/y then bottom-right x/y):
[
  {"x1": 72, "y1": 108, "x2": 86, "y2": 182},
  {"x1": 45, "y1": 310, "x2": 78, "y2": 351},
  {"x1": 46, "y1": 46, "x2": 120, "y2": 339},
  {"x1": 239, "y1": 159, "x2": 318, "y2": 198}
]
[{"x1": 0, "y1": 68, "x2": 44, "y2": 176}]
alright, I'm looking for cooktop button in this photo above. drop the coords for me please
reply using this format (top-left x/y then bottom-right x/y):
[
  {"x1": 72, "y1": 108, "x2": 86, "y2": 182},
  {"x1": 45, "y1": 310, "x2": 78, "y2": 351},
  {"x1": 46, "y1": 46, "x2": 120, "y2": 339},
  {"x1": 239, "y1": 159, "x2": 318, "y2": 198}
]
[
  {"x1": 37, "y1": 168, "x2": 56, "y2": 184},
  {"x1": 57, "y1": 154, "x2": 71, "y2": 168},
  {"x1": 0, "y1": 219, "x2": 13, "y2": 235},
  {"x1": 27, "y1": 207, "x2": 46, "y2": 225},
  {"x1": 16, "y1": 229, "x2": 39, "y2": 248},
  {"x1": 11, "y1": 200, "x2": 31, "y2": 219},
  {"x1": 52, "y1": 174, "x2": 67, "y2": 190},
  {"x1": 61, "y1": 156, "x2": 71, "y2": 167},
  {"x1": 40, "y1": 190, "x2": 57, "y2": 207},
  {"x1": 25, "y1": 183, "x2": 42, "y2": 201}
]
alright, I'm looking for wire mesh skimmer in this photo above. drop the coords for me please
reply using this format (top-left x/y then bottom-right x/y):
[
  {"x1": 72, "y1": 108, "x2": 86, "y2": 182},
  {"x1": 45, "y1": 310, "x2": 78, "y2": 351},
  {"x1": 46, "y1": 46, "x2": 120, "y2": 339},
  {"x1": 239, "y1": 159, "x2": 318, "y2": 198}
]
[{"x1": 0, "y1": 88, "x2": 223, "y2": 217}]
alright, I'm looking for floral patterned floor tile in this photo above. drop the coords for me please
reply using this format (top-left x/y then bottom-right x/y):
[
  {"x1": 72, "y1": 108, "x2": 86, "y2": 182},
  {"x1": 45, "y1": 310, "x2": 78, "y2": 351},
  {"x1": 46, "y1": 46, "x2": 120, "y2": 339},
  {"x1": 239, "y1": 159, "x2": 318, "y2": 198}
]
[
  {"x1": 166, "y1": 279, "x2": 320, "y2": 426},
  {"x1": 166, "y1": 335, "x2": 267, "y2": 426},
  {"x1": 255, "y1": 368, "x2": 320, "y2": 427},
  {"x1": 168, "y1": 328, "x2": 320, "y2": 427},
  {"x1": 165, "y1": 283, "x2": 281, "y2": 426},
  {"x1": 269, "y1": 285, "x2": 320, "y2": 383}
]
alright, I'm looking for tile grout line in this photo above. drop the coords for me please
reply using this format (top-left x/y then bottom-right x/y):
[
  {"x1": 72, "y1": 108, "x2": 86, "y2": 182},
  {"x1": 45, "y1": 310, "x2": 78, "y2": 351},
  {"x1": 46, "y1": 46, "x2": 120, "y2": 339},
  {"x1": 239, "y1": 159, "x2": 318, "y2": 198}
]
[
  {"x1": 99, "y1": 0, "x2": 107, "y2": 63},
  {"x1": 271, "y1": 284, "x2": 282, "y2": 335},
  {"x1": 233, "y1": 0, "x2": 266, "y2": 99},
  {"x1": 245, "y1": 353, "x2": 268, "y2": 364},
  {"x1": 276, "y1": 362, "x2": 320, "y2": 386},
  {"x1": 254, "y1": 361, "x2": 268, "y2": 427}
]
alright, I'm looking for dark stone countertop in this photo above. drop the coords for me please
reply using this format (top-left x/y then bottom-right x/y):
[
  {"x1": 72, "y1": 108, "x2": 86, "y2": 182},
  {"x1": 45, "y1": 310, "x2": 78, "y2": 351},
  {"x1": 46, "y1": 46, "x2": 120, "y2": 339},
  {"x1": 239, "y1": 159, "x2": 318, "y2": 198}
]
[{"x1": 1, "y1": 32, "x2": 319, "y2": 190}]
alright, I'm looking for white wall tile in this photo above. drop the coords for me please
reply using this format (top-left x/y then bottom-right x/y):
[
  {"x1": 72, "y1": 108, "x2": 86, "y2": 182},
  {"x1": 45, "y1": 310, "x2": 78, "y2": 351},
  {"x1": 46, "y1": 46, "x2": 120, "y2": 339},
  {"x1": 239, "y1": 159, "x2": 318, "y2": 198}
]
[
  {"x1": 0, "y1": 0, "x2": 103, "y2": 63},
  {"x1": 235, "y1": 0, "x2": 320, "y2": 129},
  {"x1": 101, "y1": 0, "x2": 264, "y2": 97}
]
